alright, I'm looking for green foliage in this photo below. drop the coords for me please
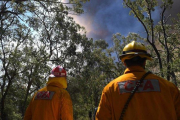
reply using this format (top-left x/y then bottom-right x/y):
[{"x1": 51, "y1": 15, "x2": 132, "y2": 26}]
[{"x1": 67, "y1": 38, "x2": 120, "y2": 119}]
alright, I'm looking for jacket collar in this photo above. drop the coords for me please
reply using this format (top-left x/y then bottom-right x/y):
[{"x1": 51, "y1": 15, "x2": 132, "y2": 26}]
[
  {"x1": 124, "y1": 65, "x2": 146, "y2": 74},
  {"x1": 46, "y1": 77, "x2": 67, "y2": 88},
  {"x1": 47, "y1": 81, "x2": 64, "y2": 88}
]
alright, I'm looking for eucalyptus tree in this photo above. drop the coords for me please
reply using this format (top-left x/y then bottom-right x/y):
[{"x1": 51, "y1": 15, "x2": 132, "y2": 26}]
[
  {"x1": 67, "y1": 39, "x2": 120, "y2": 119},
  {"x1": 123, "y1": 0, "x2": 180, "y2": 85},
  {"x1": 0, "y1": 0, "x2": 90, "y2": 119}
]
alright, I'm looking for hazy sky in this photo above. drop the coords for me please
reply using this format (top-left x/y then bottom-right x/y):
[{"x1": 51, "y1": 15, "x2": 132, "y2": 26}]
[{"x1": 72, "y1": 0, "x2": 180, "y2": 44}]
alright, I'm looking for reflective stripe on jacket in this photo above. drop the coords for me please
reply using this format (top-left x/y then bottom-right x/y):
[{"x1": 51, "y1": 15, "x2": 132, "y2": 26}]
[
  {"x1": 96, "y1": 66, "x2": 180, "y2": 120},
  {"x1": 24, "y1": 80, "x2": 73, "y2": 120}
]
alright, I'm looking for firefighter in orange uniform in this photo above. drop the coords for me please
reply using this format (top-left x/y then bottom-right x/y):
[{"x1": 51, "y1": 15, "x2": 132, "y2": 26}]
[
  {"x1": 24, "y1": 66, "x2": 73, "y2": 120},
  {"x1": 96, "y1": 41, "x2": 180, "y2": 120}
]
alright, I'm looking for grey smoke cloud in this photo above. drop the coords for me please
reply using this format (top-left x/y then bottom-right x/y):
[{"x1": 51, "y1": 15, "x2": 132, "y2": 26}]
[
  {"x1": 80, "y1": 0, "x2": 143, "y2": 43},
  {"x1": 74, "y1": 0, "x2": 180, "y2": 44},
  {"x1": 165, "y1": 0, "x2": 180, "y2": 19}
]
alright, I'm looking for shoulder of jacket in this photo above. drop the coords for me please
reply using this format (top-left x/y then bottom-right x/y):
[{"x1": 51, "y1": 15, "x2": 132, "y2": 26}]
[
  {"x1": 151, "y1": 73, "x2": 177, "y2": 88},
  {"x1": 103, "y1": 76, "x2": 123, "y2": 92}
]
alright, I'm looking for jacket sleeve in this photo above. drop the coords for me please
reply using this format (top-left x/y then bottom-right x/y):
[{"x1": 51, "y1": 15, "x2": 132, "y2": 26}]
[
  {"x1": 96, "y1": 90, "x2": 112, "y2": 120},
  {"x1": 24, "y1": 98, "x2": 33, "y2": 120},
  {"x1": 174, "y1": 87, "x2": 180, "y2": 120},
  {"x1": 61, "y1": 90, "x2": 73, "y2": 120}
]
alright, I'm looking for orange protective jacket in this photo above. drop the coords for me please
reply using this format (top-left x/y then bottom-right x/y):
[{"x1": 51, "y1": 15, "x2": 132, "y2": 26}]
[
  {"x1": 24, "y1": 78, "x2": 73, "y2": 120},
  {"x1": 96, "y1": 66, "x2": 180, "y2": 120}
]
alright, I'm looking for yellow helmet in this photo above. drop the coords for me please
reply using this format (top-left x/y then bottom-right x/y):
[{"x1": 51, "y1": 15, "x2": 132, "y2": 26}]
[{"x1": 119, "y1": 41, "x2": 152, "y2": 63}]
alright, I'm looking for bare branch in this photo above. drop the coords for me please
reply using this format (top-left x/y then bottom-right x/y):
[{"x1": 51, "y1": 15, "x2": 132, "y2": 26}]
[
  {"x1": 145, "y1": 0, "x2": 154, "y2": 44},
  {"x1": 123, "y1": 0, "x2": 151, "y2": 44}
]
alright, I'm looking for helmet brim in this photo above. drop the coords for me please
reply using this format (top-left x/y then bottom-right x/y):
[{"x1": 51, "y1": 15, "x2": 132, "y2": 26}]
[
  {"x1": 49, "y1": 74, "x2": 66, "y2": 78},
  {"x1": 120, "y1": 52, "x2": 152, "y2": 63}
]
